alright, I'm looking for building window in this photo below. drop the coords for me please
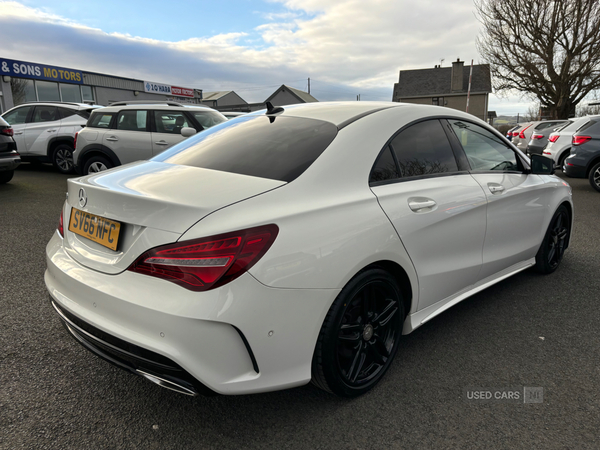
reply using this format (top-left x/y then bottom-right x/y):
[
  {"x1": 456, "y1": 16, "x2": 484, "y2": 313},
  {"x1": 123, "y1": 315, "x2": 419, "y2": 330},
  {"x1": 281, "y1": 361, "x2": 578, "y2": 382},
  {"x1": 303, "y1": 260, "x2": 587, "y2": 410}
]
[
  {"x1": 432, "y1": 97, "x2": 439, "y2": 106},
  {"x1": 81, "y1": 85, "x2": 94, "y2": 102},
  {"x1": 10, "y1": 78, "x2": 36, "y2": 105},
  {"x1": 36, "y1": 80, "x2": 61, "y2": 102},
  {"x1": 60, "y1": 83, "x2": 82, "y2": 103}
]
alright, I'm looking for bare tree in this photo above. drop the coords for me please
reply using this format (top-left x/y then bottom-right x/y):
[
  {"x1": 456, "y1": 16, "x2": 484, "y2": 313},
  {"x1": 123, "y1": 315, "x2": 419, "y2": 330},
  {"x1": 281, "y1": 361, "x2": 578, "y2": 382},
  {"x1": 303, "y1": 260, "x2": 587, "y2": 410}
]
[{"x1": 476, "y1": 0, "x2": 600, "y2": 119}]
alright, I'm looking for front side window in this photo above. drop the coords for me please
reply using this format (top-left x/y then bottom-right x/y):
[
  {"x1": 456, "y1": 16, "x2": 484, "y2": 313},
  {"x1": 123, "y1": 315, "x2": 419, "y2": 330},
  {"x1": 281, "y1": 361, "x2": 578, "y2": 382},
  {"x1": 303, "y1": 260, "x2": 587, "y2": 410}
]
[
  {"x1": 32, "y1": 106, "x2": 58, "y2": 123},
  {"x1": 191, "y1": 111, "x2": 227, "y2": 129},
  {"x1": 3, "y1": 106, "x2": 32, "y2": 125},
  {"x1": 389, "y1": 120, "x2": 459, "y2": 178},
  {"x1": 88, "y1": 112, "x2": 114, "y2": 128},
  {"x1": 116, "y1": 110, "x2": 148, "y2": 131},
  {"x1": 153, "y1": 115, "x2": 337, "y2": 182},
  {"x1": 449, "y1": 120, "x2": 521, "y2": 172},
  {"x1": 154, "y1": 111, "x2": 190, "y2": 134}
]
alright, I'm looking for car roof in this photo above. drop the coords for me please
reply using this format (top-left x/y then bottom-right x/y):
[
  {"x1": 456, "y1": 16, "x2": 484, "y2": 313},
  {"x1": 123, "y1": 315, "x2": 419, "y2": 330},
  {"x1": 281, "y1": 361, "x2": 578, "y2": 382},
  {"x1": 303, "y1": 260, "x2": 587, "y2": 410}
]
[
  {"x1": 10, "y1": 102, "x2": 100, "y2": 110},
  {"x1": 244, "y1": 101, "x2": 410, "y2": 128},
  {"x1": 95, "y1": 104, "x2": 217, "y2": 113}
]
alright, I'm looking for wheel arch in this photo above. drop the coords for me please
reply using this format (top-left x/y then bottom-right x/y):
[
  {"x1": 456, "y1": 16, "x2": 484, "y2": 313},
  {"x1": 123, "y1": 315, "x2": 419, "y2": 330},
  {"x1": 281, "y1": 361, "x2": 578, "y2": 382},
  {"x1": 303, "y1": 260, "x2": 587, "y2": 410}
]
[
  {"x1": 585, "y1": 155, "x2": 600, "y2": 178},
  {"x1": 357, "y1": 260, "x2": 413, "y2": 320},
  {"x1": 78, "y1": 144, "x2": 122, "y2": 169},
  {"x1": 46, "y1": 136, "x2": 74, "y2": 158}
]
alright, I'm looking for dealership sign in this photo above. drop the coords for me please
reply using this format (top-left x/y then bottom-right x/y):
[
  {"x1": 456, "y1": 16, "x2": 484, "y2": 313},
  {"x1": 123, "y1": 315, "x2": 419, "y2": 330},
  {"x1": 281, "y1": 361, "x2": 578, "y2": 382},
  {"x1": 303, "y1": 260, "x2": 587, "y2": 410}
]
[
  {"x1": 144, "y1": 81, "x2": 194, "y2": 98},
  {"x1": 1, "y1": 58, "x2": 83, "y2": 84}
]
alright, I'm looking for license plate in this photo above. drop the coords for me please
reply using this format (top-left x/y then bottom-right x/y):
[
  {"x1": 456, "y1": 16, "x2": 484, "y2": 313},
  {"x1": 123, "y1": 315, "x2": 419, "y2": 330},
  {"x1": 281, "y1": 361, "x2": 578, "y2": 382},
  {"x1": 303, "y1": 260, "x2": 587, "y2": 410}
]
[{"x1": 68, "y1": 208, "x2": 121, "y2": 251}]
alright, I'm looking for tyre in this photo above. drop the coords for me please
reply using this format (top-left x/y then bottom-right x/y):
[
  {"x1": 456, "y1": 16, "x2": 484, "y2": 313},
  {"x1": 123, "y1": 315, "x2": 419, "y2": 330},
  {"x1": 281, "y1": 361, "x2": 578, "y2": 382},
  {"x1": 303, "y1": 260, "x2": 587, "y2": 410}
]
[
  {"x1": 557, "y1": 150, "x2": 569, "y2": 171},
  {"x1": 0, "y1": 170, "x2": 14, "y2": 184},
  {"x1": 312, "y1": 267, "x2": 405, "y2": 397},
  {"x1": 534, "y1": 205, "x2": 570, "y2": 274},
  {"x1": 83, "y1": 155, "x2": 112, "y2": 175},
  {"x1": 51, "y1": 144, "x2": 75, "y2": 174},
  {"x1": 588, "y1": 161, "x2": 600, "y2": 193}
]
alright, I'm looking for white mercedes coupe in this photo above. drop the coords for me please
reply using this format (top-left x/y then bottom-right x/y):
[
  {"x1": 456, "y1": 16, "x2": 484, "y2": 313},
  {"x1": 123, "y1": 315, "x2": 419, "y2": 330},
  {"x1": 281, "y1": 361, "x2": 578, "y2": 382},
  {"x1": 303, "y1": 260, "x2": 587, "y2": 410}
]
[{"x1": 45, "y1": 102, "x2": 573, "y2": 397}]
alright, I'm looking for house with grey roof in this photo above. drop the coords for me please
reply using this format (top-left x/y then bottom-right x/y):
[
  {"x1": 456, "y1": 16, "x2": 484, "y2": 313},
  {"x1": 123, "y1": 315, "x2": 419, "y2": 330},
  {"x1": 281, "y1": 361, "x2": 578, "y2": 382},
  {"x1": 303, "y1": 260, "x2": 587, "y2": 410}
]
[
  {"x1": 266, "y1": 85, "x2": 318, "y2": 106},
  {"x1": 200, "y1": 91, "x2": 248, "y2": 111},
  {"x1": 393, "y1": 59, "x2": 492, "y2": 121}
]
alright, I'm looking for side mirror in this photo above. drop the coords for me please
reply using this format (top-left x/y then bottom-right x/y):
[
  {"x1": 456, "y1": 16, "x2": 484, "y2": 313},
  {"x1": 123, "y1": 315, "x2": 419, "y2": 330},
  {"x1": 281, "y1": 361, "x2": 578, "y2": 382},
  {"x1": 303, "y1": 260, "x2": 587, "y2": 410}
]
[
  {"x1": 530, "y1": 154, "x2": 555, "y2": 175},
  {"x1": 180, "y1": 127, "x2": 197, "y2": 138}
]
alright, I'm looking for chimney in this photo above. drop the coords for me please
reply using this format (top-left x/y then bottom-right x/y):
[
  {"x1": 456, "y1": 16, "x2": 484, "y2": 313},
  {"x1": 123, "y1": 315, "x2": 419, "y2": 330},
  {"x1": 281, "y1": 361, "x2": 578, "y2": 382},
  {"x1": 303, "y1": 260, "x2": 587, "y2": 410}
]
[{"x1": 451, "y1": 58, "x2": 464, "y2": 92}]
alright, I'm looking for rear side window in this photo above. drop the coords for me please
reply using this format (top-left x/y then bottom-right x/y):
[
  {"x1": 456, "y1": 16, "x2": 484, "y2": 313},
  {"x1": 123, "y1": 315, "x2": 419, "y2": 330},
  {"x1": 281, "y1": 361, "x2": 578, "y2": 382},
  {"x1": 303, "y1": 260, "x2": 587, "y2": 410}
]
[
  {"x1": 116, "y1": 110, "x2": 148, "y2": 131},
  {"x1": 88, "y1": 112, "x2": 114, "y2": 128},
  {"x1": 32, "y1": 106, "x2": 58, "y2": 123},
  {"x1": 58, "y1": 108, "x2": 77, "y2": 119},
  {"x1": 389, "y1": 120, "x2": 459, "y2": 178},
  {"x1": 370, "y1": 147, "x2": 399, "y2": 183},
  {"x1": 153, "y1": 115, "x2": 338, "y2": 182}
]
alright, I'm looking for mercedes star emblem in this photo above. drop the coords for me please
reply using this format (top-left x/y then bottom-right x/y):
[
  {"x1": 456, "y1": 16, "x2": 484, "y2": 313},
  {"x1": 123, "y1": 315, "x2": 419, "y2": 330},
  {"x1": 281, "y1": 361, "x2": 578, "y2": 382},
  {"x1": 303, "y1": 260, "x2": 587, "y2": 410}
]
[{"x1": 78, "y1": 188, "x2": 87, "y2": 208}]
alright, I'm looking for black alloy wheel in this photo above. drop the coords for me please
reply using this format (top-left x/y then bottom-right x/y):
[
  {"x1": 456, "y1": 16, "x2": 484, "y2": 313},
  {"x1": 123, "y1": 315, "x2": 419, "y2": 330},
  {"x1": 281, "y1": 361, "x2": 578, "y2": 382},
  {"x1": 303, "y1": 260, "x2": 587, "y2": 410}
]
[
  {"x1": 312, "y1": 268, "x2": 404, "y2": 397},
  {"x1": 534, "y1": 205, "x2": 570, "y2": 274},
  {"x1": 52, "y1": 144, "x2": 75, "y2": 174},
  {"x1": 557, "y1": 150, "x2": 569, "y2": 171}
]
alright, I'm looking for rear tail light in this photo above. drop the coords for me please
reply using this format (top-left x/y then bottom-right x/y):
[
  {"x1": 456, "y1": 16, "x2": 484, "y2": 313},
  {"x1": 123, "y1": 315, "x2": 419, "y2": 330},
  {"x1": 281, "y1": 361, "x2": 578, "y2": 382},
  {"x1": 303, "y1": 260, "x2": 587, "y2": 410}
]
[
  {"x1": 58, "y1": 206, "x2": 64, "y2": 237},
  {"x1": 511, "y1": 131, "x2": 519, "y2": 137},
  {"x1": 531, "y1": 133, "x2": 544, "y2": 140},
  {"x1": 74, "y1": 131, "x2": 78, "y2": 150},
  {"x1": 548, "y1": 134, "x2": 559, "y2": 143},
  {"x1": 572, "y1": 135, "x2": 592, "y2": 146},
  {"x1": 128, "y1": 224, "x2": 279, "y2": 291},
  {"x1": 0, "y1": 127, "x2": 14, "y2": 137},
  {"x1": 543, "y1": 151, "x2": 551, "y2": 155},
  {"x1": 518, "y1": 124, "x2": 532, "y2": 139}
]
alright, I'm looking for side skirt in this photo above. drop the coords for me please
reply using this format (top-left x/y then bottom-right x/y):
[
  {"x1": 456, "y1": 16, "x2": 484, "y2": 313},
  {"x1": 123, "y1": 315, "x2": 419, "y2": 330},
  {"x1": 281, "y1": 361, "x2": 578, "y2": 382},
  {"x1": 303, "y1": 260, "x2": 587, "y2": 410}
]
[{"x1": 402, "y1": 258, "x2": 536, "y2": 334}]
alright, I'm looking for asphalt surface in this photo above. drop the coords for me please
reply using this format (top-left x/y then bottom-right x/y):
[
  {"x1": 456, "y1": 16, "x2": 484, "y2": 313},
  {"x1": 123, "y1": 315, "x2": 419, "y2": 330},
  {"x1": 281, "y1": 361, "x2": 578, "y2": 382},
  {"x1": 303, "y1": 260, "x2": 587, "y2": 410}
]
[{"x1": 1, "y1": 163, "x2": 599, "y2": 450}]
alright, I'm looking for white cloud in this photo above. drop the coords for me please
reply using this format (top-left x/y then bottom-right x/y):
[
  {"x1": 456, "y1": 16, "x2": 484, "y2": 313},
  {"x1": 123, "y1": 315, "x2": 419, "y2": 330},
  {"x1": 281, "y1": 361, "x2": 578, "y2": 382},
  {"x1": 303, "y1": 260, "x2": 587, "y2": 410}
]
[{"x1": 0, "y1": 0, "x2": 538, "y2": 112}]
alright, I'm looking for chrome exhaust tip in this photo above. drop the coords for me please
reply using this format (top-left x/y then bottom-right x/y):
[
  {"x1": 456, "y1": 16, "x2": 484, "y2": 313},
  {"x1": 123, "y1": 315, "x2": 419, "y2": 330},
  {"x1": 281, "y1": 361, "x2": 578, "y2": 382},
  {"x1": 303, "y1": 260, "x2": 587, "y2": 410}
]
[{"x1": 136, "y1": 369, "x2": 197, "y2": 396}]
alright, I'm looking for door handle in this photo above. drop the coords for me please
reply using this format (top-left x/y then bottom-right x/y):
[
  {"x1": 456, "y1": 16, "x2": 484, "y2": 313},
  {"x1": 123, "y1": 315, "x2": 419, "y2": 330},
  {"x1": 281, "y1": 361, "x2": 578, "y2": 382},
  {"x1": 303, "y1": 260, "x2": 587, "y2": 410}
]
[
  {"x1": 408, "y1": 198, "x2": 437, "y2": 212},
  {"x1": 154, "y1": 141, "x2": 169, "y2": 146},
  {"x1": 106, "y1": 137, "x2": 118, "y2": 142},
  {"x1": 14, "y1": 131, "x2": 23, "y2": 135},
  {"x1": 488, "y1": 183, "x2": 505, "y2": 194},
  {"x1": 46, "y1": 129, "x2": 57, "y2": 132}
]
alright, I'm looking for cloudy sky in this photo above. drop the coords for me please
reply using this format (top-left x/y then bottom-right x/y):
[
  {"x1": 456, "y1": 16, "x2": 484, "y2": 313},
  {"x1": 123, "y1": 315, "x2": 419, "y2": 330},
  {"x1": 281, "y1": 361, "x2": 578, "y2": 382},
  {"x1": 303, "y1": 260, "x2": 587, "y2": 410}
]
[{"x1": 0, "y1": 0, "x2": 536, "y2": 115}]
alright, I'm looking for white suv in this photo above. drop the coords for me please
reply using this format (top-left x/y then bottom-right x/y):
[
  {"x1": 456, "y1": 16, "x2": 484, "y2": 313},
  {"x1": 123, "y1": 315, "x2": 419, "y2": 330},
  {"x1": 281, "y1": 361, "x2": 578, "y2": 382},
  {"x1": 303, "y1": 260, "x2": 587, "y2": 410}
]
[
  {"x1": 1, "y1": 102, "x2": 100, "y2": 173},
  {"x1": 74, "y1": 102, "x2": 227, "y2": 175}
]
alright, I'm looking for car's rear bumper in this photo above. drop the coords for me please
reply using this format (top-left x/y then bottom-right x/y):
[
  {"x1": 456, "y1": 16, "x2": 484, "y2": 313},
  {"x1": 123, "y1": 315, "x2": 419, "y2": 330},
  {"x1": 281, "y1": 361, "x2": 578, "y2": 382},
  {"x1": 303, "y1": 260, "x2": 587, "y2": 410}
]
[
  {"x1": 45, "y1": 232, "x2": 338, "y2": 395},
  {"x1": 563, "y1": 155, "x2": 587, "y2": 178},
  {"x1": 0, "y1": 151, "x2": 21, "y2": 172}
]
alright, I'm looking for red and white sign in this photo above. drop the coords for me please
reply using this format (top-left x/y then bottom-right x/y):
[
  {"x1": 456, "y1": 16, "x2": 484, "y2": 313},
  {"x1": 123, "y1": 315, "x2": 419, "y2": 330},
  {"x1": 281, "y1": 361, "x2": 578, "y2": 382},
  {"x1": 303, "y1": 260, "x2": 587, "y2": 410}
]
[{"x1": 171, "y1": 86, "x2": 194, "y2": 98}]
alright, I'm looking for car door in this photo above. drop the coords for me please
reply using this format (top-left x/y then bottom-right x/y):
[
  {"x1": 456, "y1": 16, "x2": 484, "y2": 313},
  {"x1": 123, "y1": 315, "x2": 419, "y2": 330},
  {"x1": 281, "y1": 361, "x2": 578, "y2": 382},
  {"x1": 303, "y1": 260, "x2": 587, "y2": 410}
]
[
  {"x1": 103, "y1": 110, "x2": 152, "y2": 165},
  {"x1": 370, "y1": 119, "x2": 487, "y2": 311},
  {"x1": 447, "y1": 119, "x2": 551, "y2": 279},
  {"x1": 150, "y1": 110, "x2": 192, "y2": 156},
  {"x1": 25, "y1": 106, "x2": 61, "y2": 157},
  {"x1": 2, "y1": 106, "x2": 32, "y2": 154}
]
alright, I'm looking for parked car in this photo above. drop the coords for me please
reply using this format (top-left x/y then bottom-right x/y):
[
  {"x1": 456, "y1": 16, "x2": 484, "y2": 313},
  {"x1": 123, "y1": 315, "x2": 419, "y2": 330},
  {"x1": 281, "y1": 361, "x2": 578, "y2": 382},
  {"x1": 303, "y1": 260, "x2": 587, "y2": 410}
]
[
  {"x1": 46, "y1": 102, "x2": 572, "y2": 398},
  {"x1": 1, "y1": 102, "x2": 100, "y2": 174},
  {"x1": 506, "y1": 124, "x2": 521, "y2": 141},
  {"x1": 544, "y1": 116, "x2": 598, "y2": 169},
  {"x1": 73, "y1": 101, "x2": 228, "y2": 174},
  {"x1": 512, "y1": 120, "x2": 567, "y2": 152},
  {"x1": 0, "y1": 116, "x2": 20, "y2": 184},
  {"x1": 222, "y1": 111, "x2": 247, "y2": 119},
  {"x1": 564, "y1": 117, "x2": 600, "y2": 192},
  {"x1": 526, "y1": 120, "x2": 571, "y2": 156}
]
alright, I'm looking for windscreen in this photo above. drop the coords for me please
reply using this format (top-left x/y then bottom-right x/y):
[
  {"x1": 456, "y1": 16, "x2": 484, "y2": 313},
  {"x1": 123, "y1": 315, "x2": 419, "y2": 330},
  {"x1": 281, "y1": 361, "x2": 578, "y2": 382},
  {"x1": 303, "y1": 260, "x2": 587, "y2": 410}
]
[{"x1": 152, "y1": 115, "x2": 338, "y2": 182}]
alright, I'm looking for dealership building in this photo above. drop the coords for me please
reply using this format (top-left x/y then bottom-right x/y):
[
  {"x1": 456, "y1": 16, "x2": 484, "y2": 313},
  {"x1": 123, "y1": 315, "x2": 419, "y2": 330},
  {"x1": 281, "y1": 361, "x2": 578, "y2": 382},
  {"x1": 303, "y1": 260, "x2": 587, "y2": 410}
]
[{"x1": 0, "y1": 57, "x2": 204, "y2": 113}]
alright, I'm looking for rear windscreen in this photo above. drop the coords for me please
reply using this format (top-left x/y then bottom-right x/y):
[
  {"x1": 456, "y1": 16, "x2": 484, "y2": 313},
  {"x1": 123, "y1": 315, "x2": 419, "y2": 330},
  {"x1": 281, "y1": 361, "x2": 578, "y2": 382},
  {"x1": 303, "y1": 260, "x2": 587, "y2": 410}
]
[{"x1": 152, "y1": 115, "x2": 338, "y2": 182}]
